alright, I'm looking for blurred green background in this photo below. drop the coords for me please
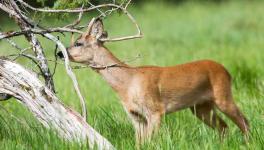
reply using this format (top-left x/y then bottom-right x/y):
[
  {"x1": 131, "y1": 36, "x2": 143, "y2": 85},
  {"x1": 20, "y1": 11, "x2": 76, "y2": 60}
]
[{"x1": 0, "y1": 0, "x2": 264, "y2": 149}]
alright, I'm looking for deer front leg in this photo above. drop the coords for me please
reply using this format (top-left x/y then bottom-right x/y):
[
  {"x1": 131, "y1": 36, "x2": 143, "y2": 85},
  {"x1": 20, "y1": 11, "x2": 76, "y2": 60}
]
[{"x1": 129, "y1": 110, "x2": 161, "y2": 146}]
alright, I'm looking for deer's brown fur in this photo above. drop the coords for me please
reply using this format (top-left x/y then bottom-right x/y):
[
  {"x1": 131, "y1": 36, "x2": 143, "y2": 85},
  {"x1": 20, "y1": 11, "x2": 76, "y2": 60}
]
[{"x1": 57, "y1": 19, "x2": 249, "y2": 145}]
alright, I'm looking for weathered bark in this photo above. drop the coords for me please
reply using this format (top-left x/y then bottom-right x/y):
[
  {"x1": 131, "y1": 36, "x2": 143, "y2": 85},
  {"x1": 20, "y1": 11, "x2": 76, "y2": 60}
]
[
  {"x1": 0, "y1": 59, "x2": 115, "y2": 150},
  {"x1": 0, "y1": 0, "x2": 55, "y2": 92},
  {"x1": 21, "y1": 30, "x2": 55, "y2": 92}
]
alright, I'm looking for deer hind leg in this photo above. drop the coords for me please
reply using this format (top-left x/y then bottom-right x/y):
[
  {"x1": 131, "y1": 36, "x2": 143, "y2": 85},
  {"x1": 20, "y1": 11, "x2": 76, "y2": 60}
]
[
  {"x1": 129, "y1": 110, "x2": 161, "y2": 146},
  {"x1": 190, "y1": 101, "x2": 228, "y2": 135},
  {"x1": 214, "y1": 99, "x2": 249, "y2": 135},
  {"x1": 213, "y1": 78, "x2": 250, "y2": 135}
]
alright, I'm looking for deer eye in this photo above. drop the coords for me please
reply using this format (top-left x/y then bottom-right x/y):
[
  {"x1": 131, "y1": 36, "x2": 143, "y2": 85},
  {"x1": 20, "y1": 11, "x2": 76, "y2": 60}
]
[{"x1": 74, "y1": 42, "x2": 83, "y2": 47}]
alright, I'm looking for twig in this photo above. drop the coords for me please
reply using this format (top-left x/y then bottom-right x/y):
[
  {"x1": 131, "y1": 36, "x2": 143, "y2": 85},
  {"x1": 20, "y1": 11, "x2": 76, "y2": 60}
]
[
  {"x1": 98, "y1": 7, "x2": 143, "y2": 42},
  {"x1": 16, "y1": 0, "x2": 120, "y2": 13},
  {"x1": 16, "y1": 0, "x2": 143, "y2": 42},
  {"x1": 124, "y1": 0, "x2": 132, "y2": 9},
  {"x1": 48, "y1": 53, "x2": 142, "y2": 70},
  {"x1": 88, "y1": 2, "x2": 106, "y2": 17},
  {"x1": 52, "y1": 37, "x2": 59, "y2": 77},
  {"x1": 5, "y1": 53, "x2": 41, "y2": 69},
  {"x1": 0, "y1": 28, "x2": 83, "y2": 40},
  {"x1": 98, "y1": 0, "x2": 126, "y2": 18},
  {"x1": 43, "y1": 33, "x2": 87, "y2": 121},
  {"x1": 64, "y1": 4, "x2": 84, "y2": 28},
  {"x1": 1, "y1": 34, "x2": 42, "y2": 69},
  {"x1": 0, "y1": 32, "x2": 31, "y2": 53},
  {"x1": 88, "y1": 53, "x2": 142, "y2": 69}
]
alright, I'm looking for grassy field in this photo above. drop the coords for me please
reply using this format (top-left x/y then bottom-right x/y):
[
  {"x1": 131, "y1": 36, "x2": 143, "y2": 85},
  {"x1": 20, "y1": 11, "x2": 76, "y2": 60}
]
[{"x1": 0, "y1": 1, "x2": 264, "y2": 149}]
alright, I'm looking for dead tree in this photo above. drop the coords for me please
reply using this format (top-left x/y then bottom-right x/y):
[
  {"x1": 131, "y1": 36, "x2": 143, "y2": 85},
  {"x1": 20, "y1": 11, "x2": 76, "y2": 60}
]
[
  {"x1": 0, "y1": 0, "x2": 142, "y2": 149},
  {"x1": 0, "y1": 59, "x2": 115, "y2": 149}
]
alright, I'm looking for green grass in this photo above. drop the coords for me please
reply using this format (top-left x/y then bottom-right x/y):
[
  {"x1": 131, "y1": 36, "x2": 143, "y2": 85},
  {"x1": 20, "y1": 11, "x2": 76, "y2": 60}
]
[{"x1": 0, "y1": 1, "x2": 264, "y2": 149}]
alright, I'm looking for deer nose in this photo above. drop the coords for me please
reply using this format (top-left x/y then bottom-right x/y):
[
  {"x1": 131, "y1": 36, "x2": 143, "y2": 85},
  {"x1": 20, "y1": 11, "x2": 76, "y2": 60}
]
[{"x1": 56, "y1": 51, "x2": 64, "y2": 59}]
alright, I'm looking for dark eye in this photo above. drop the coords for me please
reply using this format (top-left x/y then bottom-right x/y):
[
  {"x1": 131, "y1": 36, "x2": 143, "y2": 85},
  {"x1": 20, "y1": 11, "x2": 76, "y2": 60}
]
[{"x1": 74, "y1": 42, "x2": 83, "y2": 47}]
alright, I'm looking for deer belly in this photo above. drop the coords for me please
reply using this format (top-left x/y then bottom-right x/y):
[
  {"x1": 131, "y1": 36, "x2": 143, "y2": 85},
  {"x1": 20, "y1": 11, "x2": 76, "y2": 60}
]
[{"x1": 162, "y1": 88, "x2": 213, "y2": 113}]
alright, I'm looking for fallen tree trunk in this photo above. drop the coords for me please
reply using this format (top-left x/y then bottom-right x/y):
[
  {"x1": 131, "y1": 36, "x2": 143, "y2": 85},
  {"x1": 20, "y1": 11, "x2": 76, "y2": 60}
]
[{"x1": 0, "y1": 59, "x2": 115, "y2": 150}]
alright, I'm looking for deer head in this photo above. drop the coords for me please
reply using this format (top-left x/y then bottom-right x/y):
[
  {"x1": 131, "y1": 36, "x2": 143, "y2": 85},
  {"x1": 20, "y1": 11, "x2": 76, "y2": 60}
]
[{"x1": 57, "y1": 18, "x2": 108, "y2": 64}]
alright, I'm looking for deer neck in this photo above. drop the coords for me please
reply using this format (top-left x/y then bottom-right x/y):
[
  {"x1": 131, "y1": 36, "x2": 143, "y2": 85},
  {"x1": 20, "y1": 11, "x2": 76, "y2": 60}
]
[{"x1": 90, "y1": 46, "x2": 132, "y2": 92}]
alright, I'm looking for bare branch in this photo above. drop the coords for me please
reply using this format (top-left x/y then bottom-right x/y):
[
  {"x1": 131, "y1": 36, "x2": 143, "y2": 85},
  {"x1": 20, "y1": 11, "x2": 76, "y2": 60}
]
[
  {"x1": 43, "y1": 33, "x2": 87, "y2": 121},
  {"x1": 16, "y1": 0, "x2": 120, "y2": 13},
  {"x1": 0, "y1": 33, "x2": 31, "y2": 52},
  {"x1": 1, "y1": 0, "x2": 56, "y2": 92},
  {"x1": 56, "y1": 54, "x2": 142, "y2": 70},
  {"x1": 88, "y1": 1, "x2": 106, "y2": 17},
  {"x1": 1, "y1": 0, "x2": 88, "y2": 119},
  {"x1": 124, "y1": 0, "x2": 132, "y2": 9},
  {"x1": 15, "y1": 0, "x2": 143, "y2": 42},
  {"x1": 99, "y1": 7, "x2": 143, "y2": 42},
  {"x1": 0, "y1": 28, "x2": 83, "y2": 40},
  {"x1": 64, "y1": 4, "x2": 84, "y2": 28}
]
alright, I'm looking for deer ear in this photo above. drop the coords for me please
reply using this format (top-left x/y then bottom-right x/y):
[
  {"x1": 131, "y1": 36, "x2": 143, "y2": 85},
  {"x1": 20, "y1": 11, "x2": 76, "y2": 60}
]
[{"x1": 88, "y1": 18, "x2": 104, "y2": 39}]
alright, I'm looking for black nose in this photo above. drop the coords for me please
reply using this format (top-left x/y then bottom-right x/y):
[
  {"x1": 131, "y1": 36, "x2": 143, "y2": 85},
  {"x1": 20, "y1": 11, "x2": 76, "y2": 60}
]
[{"x1": 56, "y1": 51, "x2": 64, "y2": 59}]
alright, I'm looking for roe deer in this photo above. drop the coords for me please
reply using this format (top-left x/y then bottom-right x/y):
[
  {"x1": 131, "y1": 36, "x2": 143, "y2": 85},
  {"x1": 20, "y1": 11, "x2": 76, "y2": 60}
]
[{"x1": 57, "y1": 18, "x2": 249, "y2": 145}]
